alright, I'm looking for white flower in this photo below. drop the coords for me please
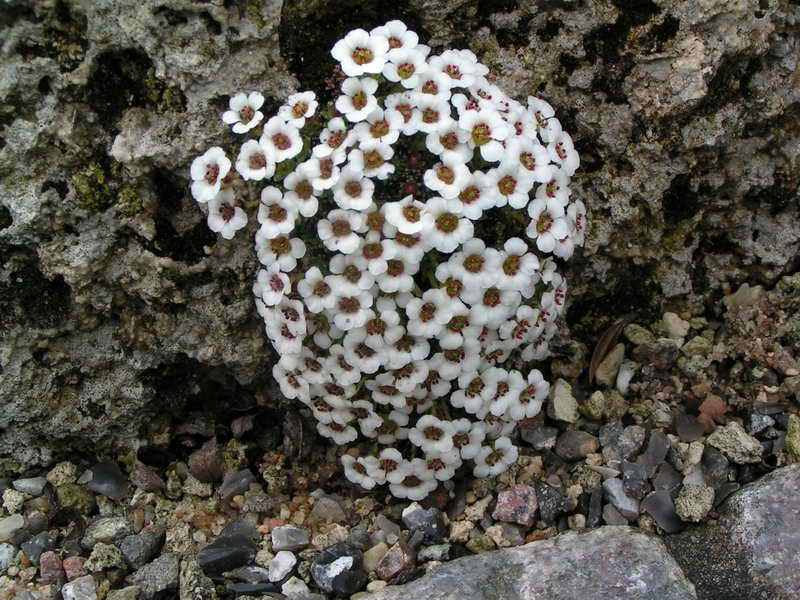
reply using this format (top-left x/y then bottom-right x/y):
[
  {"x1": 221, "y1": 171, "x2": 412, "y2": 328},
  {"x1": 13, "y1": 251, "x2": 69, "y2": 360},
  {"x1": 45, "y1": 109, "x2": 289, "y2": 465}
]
[
  {"x1": 335, "y1": 77, "x2": 379, "y2": 122},
  {"x1": 391, "y1": 231, "x2": 428, "y2": 265},
  {"x1": 207, "y1": 189, "x2": 247, "y2": 240},
  {"x1": 488, "y1": 164, "x2": 535, "y2": 209},
  {"x1": 453, "y1": 170, "x2": 497, "y2": 219},
  {"x1": 235, "y1": 140, "x2": 275, "y2": 181},
  {"x1": 331, "y1": 290, "x2": 373, "y2": 331},
  {"x1": 408, "y1": 415, "x2": 455, "y2": 455},
  {"x1": 302, "y1": 157, "x2": 340, "y2": 191},
  {"x1": 342, "y1": 455, "x2": 380, "y2": 490},
  {"x1": 353, "y1": 108, "x2": 404, "y2": 145},
  {"x1": 535, "y1": 170, "x2": 571, "y2": 206},
  {"x1": 368, "y1": 448, "x2": 406, "y2": 484},
  {"x1": 377, "y1": 255, "x2": 418, "y2": 294},
  {"x1": 257, "y1": 186, "x2": 297, "y2": 238},
  {"x1": 384, "y1": 195, "x2": 432, "y2": 235},
  {"x1": 449, "y1": 237, "x2": 501, "y2": 290},
  {"x1": 428, "y1": 49, "x2": 477, "y2": 88},
  {"x1": 329, "y1": 252, "x2": 375, "y2": 292},
  {"x1": 347, "y1": 140, "x2": 395, "y2": 180},
  {"x1": 373, "y1": 410, "x2": 410, "y2": 445},
  {"x1": 425, "y1": 121, "x2": 472, "y2": 161},
  {"x1": 437, "y1": 338, "x2": 482, "y2": 381},
  {"x1": 260, "y1": 116, "x2": 303, "y2": 163},
  {"x1": 343, "y1": 328, "x2": 384, "y2": 373},
  {"x1": 278, "y1": 91, "x2": 318, "y2": 127},
  {"x1": 313, "y1": 117, "x2": 355, "y2": 161},
  {"x1": 317, "y1": 421, "x2": 358, "y2": 444},
  {"x1": 526, "y1": 198, "x2": 570, "y2": 254},
  {"x1": 501, "y1": 137, "x2": 553, "y2": 183},
  {"x1": 297, "y1": 267, "x2": 337, "y2": 313},
  {"x1": 222, "y1": 91, "x2": 264, "y2": 134},
  {"x1": 473, "y1": 436, "x2": 518, "y2": 478},
  {"x1": 372, "y1": 20, "x2": 423, "y2": 58},
  {"x1": 504, "y1": 103, "x2": 537, "y2": 140},
  {"x1": 333, "y1": 166, "x2": 375, "y2": 210},
  {"x1": 413, "y1": 71, "x2": 453, "y2": 101},
  {"x1": 273, "y1": 362, "x2": 309, "y2": 403},
  {"x1": 423, "y1": 151, "x2": 471, "y2": 199},
  {"x1": 458, "y1": 108, "x2": 510, "y2": 162},
  {"x1": 425, "y1": 451, "x2": 461, "y2": 481},
  {"x1": 253, "y1": 262, "x2": 290, "y2": 306},
  {"x1": 362, "y1": 303, "x2": 404, "y2": 348},
  {"x1": 405, "y1": 288, "x2": 455, "y2": 338},
  {"x1": 389, "y1": 458, "x2": 437, "y2": 501},
  {"x1": 527, "y1": 96, "x2": 563, "y2": 143},
  {"x1": 424, "y1": 197, "x2": 474, "y2": 253},
  {"x1": 331, "y1": 28, "x2": 390, "y2": 77},
  {"x1": 414, "y1": 96, "x2": 451, "y2": 134},
  {"x1": 496, "y1": 237, "x2": 540, "y2": 295},
  {"x1": 451, "y1": 419, "x2": 486, "y2": 460},
  {"x1": 567, "y1": 199, "x2": 587, "y2": 246},
  {"x1": 383, "y1": 47, "x2": 429, "y2": 89},
  {"x1": 548, "y1": 131, "x2": 580, "y2": 177},
  {"x1": 356, "y1": 233, "x2": 397, "y2": 276},
  {"x1": 480, "y1": 367, "x2": 525, "y2": 417},
  {"x1": 255, "y1": 233, "x2": 306, "y2": 271},
  {"x1": 325, "y1": 344, "x2": 362, "y2": 386},
  {"x1": 466, "y1": 287, "x2": 521, "y2": 329},
  {"x1": 190, "y1": 147, "x2": 230, "y2": 203},
  {"x1": 506, "y1": 369, "x2": 548, "y2": 421},
  {"x1": 384, "y1": 92, "x2": 421, "y2": 135},
  {"x1": 318, "y1": 209, "x2": 365, "y2": 254},
  {"x1": 439, "y1": 300, "x2": 478, "y2": 350},
  {"x1": 284, "y1": 165, "x2": 320, "y2": 218},
  {"x1": 385, "y1": 334, "x2": 431, "y2": 370}
]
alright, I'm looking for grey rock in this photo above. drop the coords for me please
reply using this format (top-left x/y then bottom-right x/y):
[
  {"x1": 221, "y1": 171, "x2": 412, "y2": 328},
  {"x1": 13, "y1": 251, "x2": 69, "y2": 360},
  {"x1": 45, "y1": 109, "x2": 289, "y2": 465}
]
[
  {"x1": 12, "y1": 477, "x2": 48, "y2": 496},
  {"x1": 653, "y1": 463, "x2": 683, "y2": 497},
  {"x1": 0, "y1": 542, "x2": 17, "y2": 572},
  {"x1": 0, "y1": 514, "x2": 25, "y2": 543},
  {"x1": 21, "y1": 530, "x2": 57, "y2": 565},
  {"x1": 218, "y1": 469, "x2": 256, "y2": 501},
  {"x1": 533, "y1": 480, "x2": 565, "y2": 525},
  {"x1": 701, "y1": 447, "x2": 731, "y2": 490},
  {"x1": 619, "y1": 425, "x2": 647, "y2": 460},
  {"x1": 85, "y1": 541, "x2": 126, "y2": 571},
  {"x1": 641, "y1": 491, "x2": 685, "y2": 534},
  {"x1": 82, "y1": 517, "x2": 134, "y2": 550},
  {"x1": 638, "y1": 431, "x2": 671, "y2": 477},
  {"x1": 666, "y1": 465, "x2": 800, "y2": 600},
  {"x1": 417, "y1": 544, "x2": 450, "y2": 562},
  {"x1": 117, "y1": 529, "x2": 165, "y2": 570},
  {"x1": 271, "y1": 525, "x2": 310, "y2": 552},
  {"x1": 519, "y1": 423, "x2": 558, "y2": 451},
  {"x1": 602, "y1": 504, "x2": 629, "y2": 526},
  {"x1": 268, "y1": 550, "x2": 296, "y2": 582},
  {"x1": 179, "y1": 558, "x2": 217, "y2": 600},
  {"x1": 401, "y1": 503, "x2": 446, "y2": 544},
  {"x1": 86, "y1": 462, "x2": 130, "y2": 500},
  {"x1": 622, "y1": 459, "x2": 650, "y2": 500},
  {"x1": 307, "y1": 496, "x2": 347, "y2": 525},
  {"x1": 129, "y1": 553, "x2": 180, "y2": 600},
  {"x1": 707, "y1": 422, "x2": 764, "y2": 464},
  {"x1": 62, "y1": 575, "x2": 98, "y2": 600},
  {"x1": 555, "y1": 431, "x2": 599, "y2": 461},
  {"x1": 224, "y1": 565, "x2": 271, "y2": 584},
  {"x1": 311, "y1": 542, "x2": 367, "y2": 596},
  {"x1": 106, "y1": 587, "x2": 140, "y2": 600},
  {"x1": 358, "y1": 527, "x2": 696, "y2": 599},
  {"x1": 603, "y1": 478, "x2": 640, "y2": 520},
  {"x1": 197, "y1": 533, "x2": 256, "y2": 576}
]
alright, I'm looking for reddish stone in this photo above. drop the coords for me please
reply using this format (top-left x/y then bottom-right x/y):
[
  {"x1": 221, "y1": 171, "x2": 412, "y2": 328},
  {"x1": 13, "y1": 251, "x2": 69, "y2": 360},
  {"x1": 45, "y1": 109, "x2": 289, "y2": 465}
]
[
  {"x1": 492, "y1": 484, "x2": 538, "y2": 527},
  {"x1": 38, "y1": 551, "x2": 65, "y2": 584},
  {"x1": 375, "y1": 540, "x2": 416, "y2": 581},
  {"x1": 62, "y1": 556, "x2": 88, "y2": 581}
]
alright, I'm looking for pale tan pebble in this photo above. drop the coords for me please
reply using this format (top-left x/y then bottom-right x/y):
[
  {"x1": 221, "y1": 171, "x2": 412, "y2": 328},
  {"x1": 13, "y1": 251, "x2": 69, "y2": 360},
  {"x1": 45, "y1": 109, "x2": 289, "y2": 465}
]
[
  {"x1": 568, "y1": 514, "x2": 586, "y2": 529},
  {"x1": 366, "y1": 580, "x2": 388, "y2": 593},
  {"x1": 464, "y1": 495, "x2": 493, "y2": 521},
  {"x1": 279, "y1": 505, "x2": 291, "y2": 520},
  {"x1": 192, "y1": 531, "x2": 207, "y2": 544},
  {"x1": 354, "y1": 497, "x2": 379, "y2": 516},
  {"x1": 254, "y1": 548, "x2": 274, "y2": 568},
  {"x1": 46, "y1": 461, "x2": 78, "y2": 486},
  {"x1": 3, "y1": 489, "x2": 27, "y2": 513},
  {"x1": 291, "y1": 509, "x2": 307, "y2": 526},
  {"x1": 566, "y1": 485, "x2": 583, "y2": 501},
  {"x1": 448, "y1": 520, "x2": 475, "y2": 542},
  {"x1": 311, "y1": 523, "x2": 349, "y2": 549},
  {"x1": 682, "y1": 441, "x2": 705, "y2": 474},
  {"x1": 585, "y1": 453, "x2": 603, "y2": 467},
  {"x1": 362, "y1": 542, "x2": 389, "y2": 573}
]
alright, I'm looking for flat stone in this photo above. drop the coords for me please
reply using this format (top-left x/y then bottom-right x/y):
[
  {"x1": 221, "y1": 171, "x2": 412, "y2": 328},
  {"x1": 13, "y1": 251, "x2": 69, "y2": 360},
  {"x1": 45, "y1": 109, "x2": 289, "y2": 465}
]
[
  {"x1": 129, "y1": 553, "x2": 180, "y2": 600},
  {"x1": 547, "y1": 379, "x2": 579, "y2": 423},
  {"x1": 268, "y1": 550, "x2": 296, "y2": 582},
  {"x1": 62, "y1": 574, "x2": 98, "y2": 600},
  {"x1": 21, "y1": 530, "x2": 57, "y2": 565},
  {"x1": 179, "y1": 559, "x2": 216, "y2": 600},
  {"x1": 492, "y1": 485, "x2": 538, "y2": 527},
  {"x1": 602, "y1": 504, "x2": 628, "y2": 526},
  {"x1": 218, "y1": 469, "x2": 255, "y2": 501},
  {"x1": 603, "y1": 478, "x2": 639, "y2": 520},
  {"x1": 555, "y1": 431, "x2": 599, "y2": 461},
  {"x1": 595, "y1": 343, "x2": 625, "y2": 387},
  {"x1": 641, "y1": 491, "x2": 684, "y2": 534},
  {"x1": 363, "y1": 542, "x2": 389, "y2": 573},
  {"x1": 310, "y1": 542, "x2": 367, "y2": 596},
  {"x1": 117, "y1": 529, "x2": 164, "y2": 570},
  {"x1": 519, "y1": 423, "x2": 558, "y2": 451},
  {"x1": 666, "y1": 465, "x2": 800, "y2": 599},
  {"x1": 38, "y1": 550, "x2": 65, "y2": 584},
  {"x1": 533, "y1": 481, "x2": 565, "y2": 525},
  {"x1": 0, "y1": 542, "x2": 17, "y2": 572},
  {"x1": 401, "y1": 503, "x2": 446, "y2": 544},
  {"x1": 624, "y1": 324, "x2": 655, "y2": 345},
  {"x1": 107, "y1": 586, "x2": 141, "y2": 600},
  {"x1": 13, "y1": 477, "x2": 48, "y2": 496},
  {"x1": 0, "y1": 514, "x2": 25, "y2": 542},
  {"x1": 82, "y1": 517, "x2": 134, "y2": 550},
  {"x1": 197, "y1": 532, "x2": 256, "y2": 576},
  {"x1": 357, "y1": 527, "x2": 695, "y2": 600},
  {"x1": 63, "y1": 556, "x2": 88, "y2": 581},
  {"x1": 308, "y1": 496, "x2": 347, "y2": 525},
  {"x1": 707, "y1": 422, "x2": 763, "y2": 464},
  {"x1": 375, "y1": 539, "x2": 416, "y2": 581},
  {"x1": 86, "y1": 462, "x2": 130, "y2": 501},
  {"x1": 271, "y1": 525, "x2": 310, "y2": 552},
  {"x1": 85, "y1": 542, "x2": 126, "y2": 571},
  {"x1": 663, "y1": 312, "x2": 690, "y2": 339},
  {"x1": 417, "y1": 544, "x2": 450, "y2": 562}
]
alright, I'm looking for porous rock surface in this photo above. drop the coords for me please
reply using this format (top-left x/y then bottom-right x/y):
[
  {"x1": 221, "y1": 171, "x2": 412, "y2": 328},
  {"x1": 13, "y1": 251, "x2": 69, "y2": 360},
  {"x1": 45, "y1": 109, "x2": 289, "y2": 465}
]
[
  {"x1": 665, "y1": 464, "x2": 800, "y2": 600},
  {"x1": 1, "y1": 0, "x2": 798, "y2": 472},
  {"x1": 360, "y1": 526, "x2": 697, "y2": 600}
]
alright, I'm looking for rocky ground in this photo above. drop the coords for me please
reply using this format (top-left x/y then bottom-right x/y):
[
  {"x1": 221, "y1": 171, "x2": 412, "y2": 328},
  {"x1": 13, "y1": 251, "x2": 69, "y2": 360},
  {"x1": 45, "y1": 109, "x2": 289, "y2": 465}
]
[{"x1": 1, "y1": 0, "x2": 799, "y2": 599}]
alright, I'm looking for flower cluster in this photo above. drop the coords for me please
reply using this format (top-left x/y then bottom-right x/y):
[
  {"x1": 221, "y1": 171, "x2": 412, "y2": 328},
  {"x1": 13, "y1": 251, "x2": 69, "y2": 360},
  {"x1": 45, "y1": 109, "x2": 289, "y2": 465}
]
[{"x1": 189, "y1": 22, "x2": 583, "y2": 501}]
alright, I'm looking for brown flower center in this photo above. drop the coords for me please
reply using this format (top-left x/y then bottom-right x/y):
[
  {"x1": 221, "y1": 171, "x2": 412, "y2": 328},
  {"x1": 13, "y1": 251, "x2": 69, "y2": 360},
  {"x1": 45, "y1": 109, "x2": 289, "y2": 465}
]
[
  {"x1": 339, "y1": 297, "x2": 360, "y2": 313},
  {"x1": 351, "y1": 91, "x2": 368, "y2": 110},
  {"x1": 459, "y1": 185, "x2": 480, "y2": 205},
  {"x1": 352, "y1": 47, "x2": 375, "y2": 65},
  {"x1": 313, "y1": 280, "x2": 330, "y2": 297},
  {"x1": 386, "y1": 259, "x2": 404, "y2": 277},
  {"x1": 366, "y1": 211, "x2": 385, "y2": 232},
  {"x1": 291, "y1": 101, "x2": 308, "y2": 119},
  {"x1": 440, "y1": 131, "x2": 459, "y2": 150},
  {"x1": 204, "y1": 164, "x2": 219, "y2": 185},
  {"x1": 424, "y1": 426, "x2": 443, "y2": 440},
  {"x1": 463, "y1": 254, "x2": 484, "y2": 273},
  {"x1": 362, "y1": 242, "x2": 383, "y2": 260},
  {"x1": 364, "y1": 150, "x2": 384, "y2": 170},
  {"x1": 388, "y1": 36, "x2": 402, "y2": 49},
  {"x1": 249, "y1": 153, "x2": 266, "y2": 171},
  {"x1": 483, "y1": 288, "x2": 501, "y2": 307},
  {"x1": 272, "y1": 132, "x2": 291, "y2": 151},
  {"x1": 435, "y1": 212, "x2": 459, "y2": 233},
  {"x1": 270, "y1": 236, "x2": 290, "y2": 255},
  {"x1": 442, "y1": 276, "x2": 463, "y2": 298},
  {"x1": 447, "y1": 315, "x2": 469, "y2": 332},
  {"x1": 319, "y1": 158, "x2": 333, "y2": 180},
  {"x1": 331, "y1": 219, "x2": 352, "y2": 237},
  {"x1": 421, "y1": 80, "x2": 439, "y2": 95},
  {"x1": 343, "y1": 264, "x2": 361, "y2": 283},
  {"x1": 369, "y1": 120, "x2": 390, "y2": 138},
  {"x1": 437, "y1": 165, "x2": 455, "y2": 185},
  {"x1": 536, "y1": 212, "x2": 553, "y2": 234},
  {"x1": 444, "y1": 64, "x2": 462, "y2": 79},
  {"x1": 397, "y1": 63, "x2": 416, "y2": 79},
  {"x1": 239, "y1": 106, "x2": 254, "y2": 123},
  {"x1": 327, "y1": 130, "x2": 345, "y2": 149},
  {"x1": 402, "y1": 204, "x2": 421, "y2": 222},
  {"x1": 422, "y1": 107, "x2": 440, "y2": 124},
  {"x1": 503, "y1": 254, "x2": 520, "y2": 276},
  {"x1": 520, "y1": 152, "x2": 536, "y2": 171},
  {"x1": 295, "y1": 179, "x2": 313, "y2": 200},
  {"x1": 367, "y1": 318, "x2": 387, "y2": 336},
  {"x1": 344, "y1": 180, "x2": 362, "y2": 198},
  {"x1": 395, "y1": 103, "x2": 413, "y2": 123},
  {"x1": 419, "y1": 302, "x2": 436, "y2": 322},
  {"x1": 497, "y1": 175, "x2": 517, "y2": 196}
]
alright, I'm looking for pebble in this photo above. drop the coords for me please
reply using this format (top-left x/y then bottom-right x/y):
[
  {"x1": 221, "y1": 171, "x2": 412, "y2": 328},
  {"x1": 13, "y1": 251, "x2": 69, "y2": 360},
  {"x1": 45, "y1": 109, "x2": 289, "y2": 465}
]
[
  {"x1": 188, "y1": 438, "x2": 225, "y2": 483},
  {"x1": 0, "y1": 514, "x2": 25, "y2": 543},
  {"x1": 62, "y1": 574, "x2": 97, "y2": 600},
  {"x1": 492, "y1": 484, "x2": 538, "y2": 527},
  {"x1": 63, "y1": 557, "x2": 88, "y2": 581},
  {"x1": 117, "y1": 529, "x2": 164, "y2": 570},
  {"x1": 641, "y1": 491, "x2": 684, "y2": 533},
  {"x1": 622, "y1": 460, "x2": 650, "y2": 500},
  {"x1": 624, "y1": 323, "x2": 655, "y2": 345},
  {"x1": 632, "y1": 341, "x2": 681, "y2": 370},
  {"x1": 271, "y1": 525, "x2": 310, "y2": 552},
  {"x1": 182, "y1": 473, "x2": 212, "y2": 498},
  {"x1": 674, "y1": 411, "x2": 705, "y2": 442},
  {"x1": 363, "y1": 542, "x2": 389, "y2": 573},
  {"x1": 485, "y1": 522, "x2": 526, "y2": 547},
  {"x1": 555, "y1": 431, "x2": 599, "y2": 461},
  {"x1": 56, "y1": 483, "x2": 96, "y2": 515},
  {"x1": 663, "y1": 312, "x2": 690, "y2": 339},
  {"x1": 568, "y1": 514, "x2": 586, "y2": 529},
  {"x1": 547, "y1": 379, "x2": 580, "y2": 423},
  {"x1": 308, "y1": 496, "x2": 347, "y2": 525},
  {"x1": 619, "y1": 425, "x2": 647, "y2": 460},
  {"x1": 707, "y1": 422, "x2": 764, "y2": 464},
  {"x1": 38, "y1": 550, "x2": 65, "y2": 584},
  {"x1": 375, "y1": 539, "x2": 416, "y2": 581},
  {"x1": 519, "y1": 423, "x2": 558, "y2": 450},
  {"x1": 653, "y1": 463, "x2": 683, "y2": 496},
  {"x1": 533, "y1": 480, "x2": 565, "y2": 524},
  {"x1": 595, "y1": 343, "x2": 625, "y2": 386},
  {"x1": 310, "y1": 542, "x2": 367, "y2": 596},
  {"x1": 465, "y1": 534, "x2": 496, "y2": 554},
  {"x1": 129, "y1": 553, "x2": 180, "y2": 600},
  {"x1": 448, "y1": 520, "x2": 474, "y2": 542},
  {"x1": 218, "y1": 469, "x2": 255, "y2": 500},
  {"x1": 47, "y1": 462, "x2": 78, "y2": 486},
  {"x1": 12, "y1": 477, "x2": 47, "y2": 496},
  {"x1": 82, "y1": 517, "x2": 134, "y2": 550},
  {"x1": 401, "y1": 503, "x2": 446, "y2": 544},
  {"x1": 616, "y1": 360, "x2": 639, "y2": 394},
  {"x1": 417, "y1": 543, "x2": 450, "y2": 562},
  {"x1": 85, "y1": 462, "x2": 129, "y2": 501},
  {"x1": 0, "y1": 542, "x2": 16, "y2": 572},
  {"x1": 680, "y1": 335, "x2": 712, "y2": 357},
  {"x1": 282, "y1": 575, "x2": 310, "y2": 597},
  {"x1": 85, "y1": 542, "x2": 126, "y2": 571},
  {"x1": 602, "y1": 504, "x2": 628, "y2": 526},
  {"x1": 106, "y1": 587, "x2": 140, "y2": 600},
  {"x1": 638, "y1": 431, "x2": 670, "y2": 477},
  {"x1": 129, "y1": 462, "x2": 165, "y2": 493},
  {"x1": 197, "y1": 531, "x2": 256, "y2": 576},
  {"x1": 225, "y1": 565, "x2": 271, "y2": 583},
  {"x1": 675, "y1": 484, "x2": 715, "y2": 522},
  {"x1": 603, "y1": 479, "x2": 640, "y2": 520},
  {"x1": 21, "y1": 531, "x2": 57, "y2": 565},
  {"x1": 268, "y1": 550, "x2": 296, "y2": 582},
  {"x1": 3, "y1": 489, "x2": 25, "y2": 513}
]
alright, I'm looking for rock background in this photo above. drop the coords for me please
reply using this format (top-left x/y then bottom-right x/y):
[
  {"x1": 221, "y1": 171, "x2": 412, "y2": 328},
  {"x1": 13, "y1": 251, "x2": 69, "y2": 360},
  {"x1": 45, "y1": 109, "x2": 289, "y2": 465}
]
[{"x1": 1, "y1": 0, "x2": 798, "y2": 473}]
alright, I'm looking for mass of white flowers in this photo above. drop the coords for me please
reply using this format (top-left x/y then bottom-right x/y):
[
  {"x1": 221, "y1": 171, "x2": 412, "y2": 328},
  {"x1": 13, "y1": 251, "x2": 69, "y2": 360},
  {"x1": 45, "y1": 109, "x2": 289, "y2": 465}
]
[{"x1": 189, "y1": 21, "x2": 585, "y2": 501}]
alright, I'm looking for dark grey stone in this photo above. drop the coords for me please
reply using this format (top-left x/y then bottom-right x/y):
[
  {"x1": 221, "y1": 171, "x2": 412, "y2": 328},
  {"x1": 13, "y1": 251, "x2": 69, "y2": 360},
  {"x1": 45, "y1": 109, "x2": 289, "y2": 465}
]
[
  {"x1": 86, "y1": 462, "x2": 130, "y2": 501},
  {"x1": 197, "y1": 534, "x2": 256, "y2": 576},
  {"x1": 310, "y1": 542, "x2": 367, "y2": 596},
  {"x1": 218, "y1": 469, "x2": 256, "y2": 500},
  {"x1": 117, "y1": 529, "x2": 164, "y2": 570},
  {"x1": 401, "y1": 504, "x2": 446, "y2": 544},
  {"x1": 129, "y1": 553, "x2": 180, "y2": 600},
  {"x1": 358, "y1": 527, "x2": 696, "y2": 600},
  {"x1": 641, "y1": 491, "x2": 685, "y2": 534},
  {"x1": 665, "y1": 465, "x2": 800, "y2": 600}
]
